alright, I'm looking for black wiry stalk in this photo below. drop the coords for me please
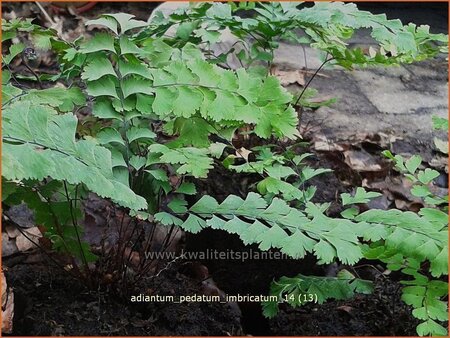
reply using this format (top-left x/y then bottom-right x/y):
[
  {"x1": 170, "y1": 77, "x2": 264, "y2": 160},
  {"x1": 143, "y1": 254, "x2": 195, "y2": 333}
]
[
  {"x1": 293, "y1": 55, "x2": 335, "y2": 108},
  {"x1": 63, "y1": 181, "x2": 90, "y2": 280},
  {"x1": 4, "y1": 213, "x2": 81, "y2": 281}
]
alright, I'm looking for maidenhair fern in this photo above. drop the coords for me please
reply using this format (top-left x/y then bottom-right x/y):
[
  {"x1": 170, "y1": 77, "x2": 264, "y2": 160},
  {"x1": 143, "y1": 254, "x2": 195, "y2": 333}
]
[
  {"x1": 356, "y1": 209, "x2": 447, "y2": 277},
  {"x1": 1, "y1": 17, "x2": 56, "y2": 63},
  {"x1": 262, "y1": 269, "x2": 374, "y2": 318},
  {"x1": 2, "y1": 100, "x2": 146, "y2": 211},
  {"x1": 402, "y1": 275, "x2": 448, "y2": 336},
  {"x1": 146, "y1": 2, "x2": 447, "y2": 69},
  {"x1": 148, "y1": 144, "x2": 214, "y2": 178},
  {"x1": 157, "y1": 191, "x2": 446, "y2": 271},
  {"x1": 226, "y1": 146, "x2": 332, "y2": 204},
  {"x1": 78, "y1": 32, "x2": 299, "y2": 145},
  {"x1": 2, "y1": 4, "x2": 448, "y2": 336}
]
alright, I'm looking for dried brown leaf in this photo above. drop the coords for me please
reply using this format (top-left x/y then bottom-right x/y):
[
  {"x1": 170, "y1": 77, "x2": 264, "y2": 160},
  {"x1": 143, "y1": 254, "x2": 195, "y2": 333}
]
[
  {"x1": 271, "y1": 66, "x2": 305, "y2": 86},
  {"x1": 15, "y1": 227, "x2": 42, "y2": 252}
]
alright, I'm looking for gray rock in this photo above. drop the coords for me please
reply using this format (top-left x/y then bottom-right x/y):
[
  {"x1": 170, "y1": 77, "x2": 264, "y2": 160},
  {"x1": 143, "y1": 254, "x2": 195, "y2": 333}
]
[{"x1": 7, "y1": 203, "x2": 35, "y2": 228}]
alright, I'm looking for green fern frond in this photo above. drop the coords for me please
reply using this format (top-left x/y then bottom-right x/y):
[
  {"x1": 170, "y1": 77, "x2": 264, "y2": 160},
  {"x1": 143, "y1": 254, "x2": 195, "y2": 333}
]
[
  {"x1": 175, "y1": 192, "x2": 447, "y2": 271},
  {"x1": 262, "y1": 269, "x2": 374, "y2": 318},
  {"x1": 80, "y1": 41, "x2": 299, "y2": 143},
  {"x1": 401, "y1": 272, "x2": 448, "y2": 336},
  {"x1": 355, "y1": 209, "x2": 447, "y2": 277},
  {"x1": 178, "y1": 193, "x2": 363, "y2": 264},
  {"x1": 146, "y1": 2, "x2": 447, "y2": 68},
  {"x1": 2, "y1": 100, "x2": 147, "y2": 211},
  {"x1": 148, "y1": 144, "x2": 214, "y2": 178}
]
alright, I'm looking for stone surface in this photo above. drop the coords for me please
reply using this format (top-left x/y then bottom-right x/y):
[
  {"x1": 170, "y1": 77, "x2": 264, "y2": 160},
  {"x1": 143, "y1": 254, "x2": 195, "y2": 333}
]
[
  {"x1": 7, "y1": 203, "x2": 35, "y2": 228},
  {"x1": 351, "y1": 64, "x2": 447, "y2": 117},
  {"x1": 300, "y1": 58, "x2": 447, "y2": 145},
  {"x1": 274, "y1": 43, "x2": 325, "y2": 70}
]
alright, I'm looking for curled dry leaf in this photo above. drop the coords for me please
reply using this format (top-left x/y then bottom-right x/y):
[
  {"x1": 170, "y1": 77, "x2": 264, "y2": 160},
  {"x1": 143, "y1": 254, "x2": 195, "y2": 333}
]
[
  {"x1": 169, "y1": 175, "x2": 181, "y2": 188},
  {"x1": 4, "y1": 225, "x2": 20, "y2": 239},
  {"x1": 180, "y1": 261, "x2": 210, "y2": 280},
  {"x1": 15, "y1": 226, "x2": 42, "y2": 252},
  {"x1": 235, "y1": 147, "x2": 252, "y2": 161},
  {"x1": 344, "y1": 150, "x2": 382, "y2": 172},
  {"x1": 336, "y1": 305, "x2": 354, "y2": 314},
  {"x1": 1, "y1": 271, "x2": 14, "y2": 334},
  {"x1": 271, "y1": 66, "x2": 306, "y2": 87},
  {"x1": 363, "y1": 176, "x2": 429, "y2": 213},
  {"x1": 429, "y1": 155, "x2": 448, "y2": 173},
  {"x1": 394, "y1": 199, "x2": 423, "y2": 213},
  {"x1": 1, "y1": 272, "x2": 6, "y2": 307},
  {"x1": 312, "y1": 134, "x2": 346, "y2": 152}
]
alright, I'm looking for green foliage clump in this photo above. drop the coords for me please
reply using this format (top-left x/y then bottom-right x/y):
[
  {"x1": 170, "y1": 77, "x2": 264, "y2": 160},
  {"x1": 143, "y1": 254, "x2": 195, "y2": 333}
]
[
  {"x1": 146, "y1": 2, "x2": 447, "y2": 69},
  {"x1": 2, "y1": 3, "x2": 448, "y2": 335},
  {"x1": 2, "y1": 100, "x2": 146, "y2": 211}
]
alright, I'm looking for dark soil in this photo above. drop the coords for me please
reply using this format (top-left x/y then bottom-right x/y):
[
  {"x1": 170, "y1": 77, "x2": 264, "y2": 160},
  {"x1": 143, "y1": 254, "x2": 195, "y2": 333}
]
[
  {"x1": 269, "y1": 278, "x2": 419, "y2": 336},
  {"x1": 6, "y1": 250, "x2": 419, "y2": 336},
  {"x1": 8, "y1": 262, "x2": 242, "y2": 336}
]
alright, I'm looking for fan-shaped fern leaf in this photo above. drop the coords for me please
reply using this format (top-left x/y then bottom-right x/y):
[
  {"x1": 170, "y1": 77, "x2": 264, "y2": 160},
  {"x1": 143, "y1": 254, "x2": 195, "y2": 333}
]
[{"x1": 81, "y1": 41, "x2": 299, "y2": 143}]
